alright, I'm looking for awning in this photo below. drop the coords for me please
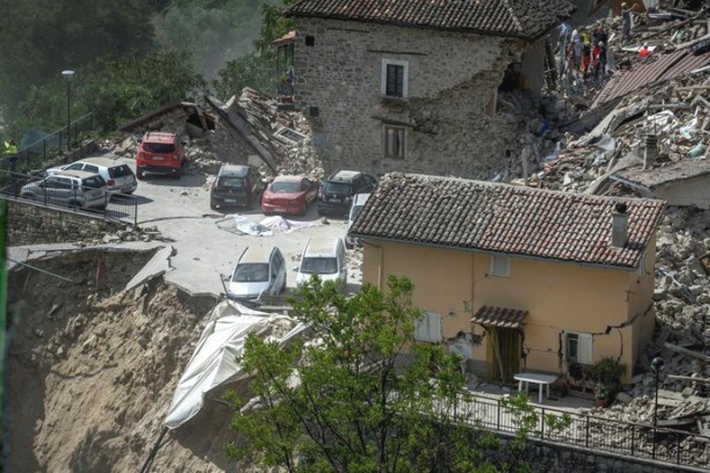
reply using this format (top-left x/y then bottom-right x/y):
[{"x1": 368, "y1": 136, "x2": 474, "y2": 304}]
[{"x1": 471, "y1": 306, "x2": 528, "y2": 329}]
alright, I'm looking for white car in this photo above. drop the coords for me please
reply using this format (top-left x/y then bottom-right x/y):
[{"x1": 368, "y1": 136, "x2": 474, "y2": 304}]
[
  {"x1": 47, "y1": 156, "x2": 137, "y2": 195},
  {"x1": 227, "y1": 246, "x2": 287, "y2": 300},
  {"x1": 345, "y1": 193, "x2": 370, "y2": 249},
  {"x1": 295, "y1": 237, "x2": 347, "y2": 288}
]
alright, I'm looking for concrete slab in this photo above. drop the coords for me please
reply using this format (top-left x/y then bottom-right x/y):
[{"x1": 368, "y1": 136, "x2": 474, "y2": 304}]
[{"x1": 125, "y1": 245, "x2": 174, "y2": 291}]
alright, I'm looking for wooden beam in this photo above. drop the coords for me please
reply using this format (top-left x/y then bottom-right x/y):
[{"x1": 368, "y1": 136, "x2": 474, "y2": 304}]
[
  {"x1": 667, "y1": 374, "x2": 710, "y2": 385},
  {"x1": 663, "y1": 342, "x2": 710, "y2": 362}
]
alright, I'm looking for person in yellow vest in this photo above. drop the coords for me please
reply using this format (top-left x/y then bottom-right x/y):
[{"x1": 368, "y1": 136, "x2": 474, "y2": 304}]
[{"x1": 3, "y1": 139, "x2": 17, "y2": 155}]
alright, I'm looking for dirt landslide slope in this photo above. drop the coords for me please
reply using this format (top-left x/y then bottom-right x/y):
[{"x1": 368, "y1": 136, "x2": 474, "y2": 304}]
[{"x1": 6, "y1": 248, "x2": 241, "y2": 472}]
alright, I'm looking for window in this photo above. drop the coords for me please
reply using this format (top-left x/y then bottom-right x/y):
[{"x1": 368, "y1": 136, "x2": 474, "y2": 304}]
[
  {"x1": 490, "y1": 254, "x2": 510, "y2": 278},
  {"x1": 384, "y1": 126, "x2": 406, "y2": 159},
  {"x1": 46, "y1": 177, "x2": 72, "y2": 189},
  {"x1": 565, "y1": 332, "x2": 593, "y2": 365},
  {"x1": 300, "y1": 257, "x2": 338, "y2": 275},
  {"x1": 415, "y1": 312, "x2": 442, "y2": 343},
  {"x1": 639, "y1": 251, "x2": 647, "y2": 278},
  {"x1": 381, "y1": 59, "x2": 408, "y2": 98}
]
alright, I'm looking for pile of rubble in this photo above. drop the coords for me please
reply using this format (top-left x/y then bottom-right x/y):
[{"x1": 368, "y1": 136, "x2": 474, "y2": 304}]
[{"x1": 518, "y1": 0, "x2": 710, "y2": 434}]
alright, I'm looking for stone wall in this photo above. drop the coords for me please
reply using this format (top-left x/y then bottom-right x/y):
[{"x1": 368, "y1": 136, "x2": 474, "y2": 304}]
[
  {"x1": 7, "y1": 200, "x2": 123, "y2": 246},
  {"x1": 293, "y1": 18, "x2": 530, "y2": 179},
  {"x1": 525, "y1": 438, "x2": 702, "y2": 473}
]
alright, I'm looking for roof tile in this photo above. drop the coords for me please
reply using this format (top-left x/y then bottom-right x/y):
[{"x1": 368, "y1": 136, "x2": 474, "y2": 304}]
[
  {"x1": 350, "y1": 173, "x2": 666, "y2": 269},
  {"x1": 287, "y1": 0, "x2": 574, "y2": 40}
]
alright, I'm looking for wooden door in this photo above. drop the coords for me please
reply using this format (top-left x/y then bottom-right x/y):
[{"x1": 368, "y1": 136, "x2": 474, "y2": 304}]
[{"x1": 487, "y1": 328, "x2": 521, "y2": 384}]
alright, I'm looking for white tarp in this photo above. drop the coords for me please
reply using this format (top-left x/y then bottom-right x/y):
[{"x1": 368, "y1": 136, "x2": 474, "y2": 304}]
[
  {"x1": 164, "y1": 300, "x2": 305, "y2": 429},
  {"x1": 216, "y1": 214, "x2": 273, "y2": 236},
  {"x1": 259, "y1": 215, "x2": 319, "y2": 233}
]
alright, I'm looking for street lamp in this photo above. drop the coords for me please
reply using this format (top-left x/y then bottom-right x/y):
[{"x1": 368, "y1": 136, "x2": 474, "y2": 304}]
[
  {"x1": 651, "y1": 357, "x2": 665, "y2": 427},
  {"x1": 62, "y1": 70, "x2": 75, "y2": 150},
  {"x1": 651, "y1": 356, "x2": 665, "y2": 459}
]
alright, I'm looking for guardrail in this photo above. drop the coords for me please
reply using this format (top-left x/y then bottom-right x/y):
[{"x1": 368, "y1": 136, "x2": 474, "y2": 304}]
[
  {"x1": 0, "y1": 169, "x2": 137, "y2": 227},
  {"x1": 4, "y1": 113, "x2": 94, "y2": 173},
  {"x1": 458, "y1": 394, "x2": 710, "y2": 470}
]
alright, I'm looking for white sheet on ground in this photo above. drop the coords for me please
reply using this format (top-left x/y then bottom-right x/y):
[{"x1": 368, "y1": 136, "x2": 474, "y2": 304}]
[
  {"x1": 216, "y1": 214, "x2": 273, "y2": 236},
  {"x1": 164, "y1": 300, "x2": 305, "y2": 429},
  {"x1": 259, "y1": 215, "x2": 318, "y2": 233}
]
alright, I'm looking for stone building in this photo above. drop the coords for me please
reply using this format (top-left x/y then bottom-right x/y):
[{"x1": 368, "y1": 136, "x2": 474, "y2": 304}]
[{"x1": 286, "y1": 0, "x2": 574, "y2": 178}]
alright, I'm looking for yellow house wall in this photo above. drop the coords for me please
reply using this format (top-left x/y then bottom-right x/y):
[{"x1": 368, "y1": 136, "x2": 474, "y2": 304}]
[{"x1": 362, "y1": 238, "x2": 655, "y2": 383}]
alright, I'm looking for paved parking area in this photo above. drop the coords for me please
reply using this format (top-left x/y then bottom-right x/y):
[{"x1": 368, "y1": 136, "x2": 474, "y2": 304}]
[{"x1": 116, "y1": 156, "x2": 360, "y2": 298}]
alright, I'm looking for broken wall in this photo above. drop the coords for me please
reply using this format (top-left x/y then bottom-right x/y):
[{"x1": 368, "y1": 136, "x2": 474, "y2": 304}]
[
  {"x1": 652, "y1": 177, "x2": 710, "y2": 209},
  {"x1": 293, "y1": 18, "x2": 527, "y2": 178},
  {"x1": 7, "y1": 201, "x2": 123, "y2": 246},
  {"x1": 124, "y1": 108, "x2": 191, "y2": 138}
]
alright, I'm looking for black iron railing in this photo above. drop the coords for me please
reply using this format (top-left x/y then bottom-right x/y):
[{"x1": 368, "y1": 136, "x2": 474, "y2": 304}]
[
  {"x1": 459, "y1": 394, "x2": 710, "y2": 469},
  {"x1": 0, "y1": 169, "x2": 137, "y2": 227},
  {"x1": 3, "y1": 113, "x2": 94, "y2": 173}
]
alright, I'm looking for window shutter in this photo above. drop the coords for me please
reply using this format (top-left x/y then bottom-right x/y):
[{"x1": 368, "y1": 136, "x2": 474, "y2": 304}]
[
  {"x1": 490, "y1": 255, "x2": 510, "y2": 277},
  {"x1": 415, "y1": 312, "x2": 441, "y2": 343},
  {"x1": 578, "y1": 334, "x2": 593, "y2": 365}
]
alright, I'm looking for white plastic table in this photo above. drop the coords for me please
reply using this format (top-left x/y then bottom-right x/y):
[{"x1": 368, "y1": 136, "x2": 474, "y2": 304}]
[{"x1": 513, "y1": 373, "x2": 558, "y2": 403}]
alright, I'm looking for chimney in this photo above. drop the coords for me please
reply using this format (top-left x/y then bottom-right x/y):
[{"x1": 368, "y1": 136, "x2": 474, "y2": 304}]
[
  {"x1": 611, "y1": 202, "x2": 628, "y2": 247},
  {"x1": 644, "y1": 133, "x2": 658, "y2": 170}
]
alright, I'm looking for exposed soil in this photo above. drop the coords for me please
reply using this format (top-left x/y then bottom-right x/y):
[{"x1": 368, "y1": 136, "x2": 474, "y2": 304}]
[{"x1": 5, "y1": 248, "x2": 242, "y2": 472}]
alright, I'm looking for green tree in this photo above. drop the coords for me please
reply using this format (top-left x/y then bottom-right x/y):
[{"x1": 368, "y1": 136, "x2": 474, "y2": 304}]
[
  {"x1": 12, "y1": 49, "x2": 206, "y2": 137},
  {"x1": 81, "y1": 49, "x2": 207, "y2": 133},
  {"x1": 0, "y1": 0, "x2": 157, "y2": 114},
  {"x1": 211, "y1": 0, "x2": 294, "y2": 99},
  {"x1": 225, "y1": 276, "x2": 568, "y2": 472},
  {"x1": 155, "y1": 0, "x2": 272, "y2": 80}
]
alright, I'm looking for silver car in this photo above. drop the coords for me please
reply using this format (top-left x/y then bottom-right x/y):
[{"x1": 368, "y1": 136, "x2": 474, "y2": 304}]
[
  {"x1": 47, "y1": 156, "x2": 137, "y2": 195},
  {"x1": 227, "y1": 246, "x2": 287, "y2": 299},
  {"x1": 20, "y1": 170, "x2": 108, "y2": 210}
]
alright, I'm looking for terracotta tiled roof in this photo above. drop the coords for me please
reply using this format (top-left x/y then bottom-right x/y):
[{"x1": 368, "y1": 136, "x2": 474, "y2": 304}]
[
  {"x1": 472, "y1": 306, "x2": 528, "y2": 329},
  {"x1": 287, "y1": 0, "x2": 575, "y2": 40},
  {"x1": 350, "y1": 173, "x2": 666, "y2": 269}
]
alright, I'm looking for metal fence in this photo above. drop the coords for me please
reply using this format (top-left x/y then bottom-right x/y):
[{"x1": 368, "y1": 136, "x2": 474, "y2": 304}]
[
  {"x1": 458, "y1": 394, "x2": 710, "y2": 469},
  {"x1": 0, "y1": 169, "x2": 138, "y2": 227},
  {"x1": 3, "y1": 113, "x2": 94, "y2": 174}
]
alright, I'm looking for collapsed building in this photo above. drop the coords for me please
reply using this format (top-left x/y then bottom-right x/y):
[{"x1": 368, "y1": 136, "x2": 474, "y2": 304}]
[{"x1": 284, "y1": 0, "x2": 575, "y2": 179}]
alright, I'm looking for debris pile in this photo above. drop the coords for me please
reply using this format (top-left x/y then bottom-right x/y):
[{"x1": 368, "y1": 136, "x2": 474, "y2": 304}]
[{"x1": 6, "y1": 248, "x2": 232, "y2": 472}]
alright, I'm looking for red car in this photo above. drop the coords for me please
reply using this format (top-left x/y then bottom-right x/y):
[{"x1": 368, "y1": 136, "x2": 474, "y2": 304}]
[
  {"x1": 135, "y1": 131, "x2": 186, "y2": 179},
  {"x1": 261, "y1": 175, "x2": 319, "y2": 216}
]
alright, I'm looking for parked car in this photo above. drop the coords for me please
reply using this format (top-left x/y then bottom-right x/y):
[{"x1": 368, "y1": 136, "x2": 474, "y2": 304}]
[
  {"x1": 345, "y1": 193, "x2": 370, "y2": 249},
  {"x1": 294, "y1": 237, "x2": 347, "y2": 288},
  {"x1": 227, "y1": 246, "x2": 287, "y2": 299},
  {"x1": 135, "y1": 131, "x2": 186, "y2": 179},
  {"x1": 210, "y1": 164, "x2": 264, "y2": 210},
  {"x1": 317, "y1": 170, "x2": 377, "y2": 217},
  {"x1": 20, "y1": 170, "x2": 108, "y2": 210},
  {"x1": 47, "y1": 156, "x2": 137, "y2": 195},
  {"x1": 261, "y1": 175, "x2": 319, "y2": 216}
]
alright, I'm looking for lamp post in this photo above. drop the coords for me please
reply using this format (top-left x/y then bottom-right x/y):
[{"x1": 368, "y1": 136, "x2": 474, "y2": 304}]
[
  {"x1": 651, "y1": 356, "x2": 665, "y2": 458},
  {"x1": 62, "y1": 70, "x2": 75, "y2": 150}
]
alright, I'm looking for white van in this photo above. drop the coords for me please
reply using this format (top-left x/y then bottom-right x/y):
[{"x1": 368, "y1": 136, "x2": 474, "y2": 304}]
[
  {"x1": 295, "y1": 237, "x2": 347, "y2": 288},
  {"x1": 345, "y1": 193, "x2": 370, "y2": 249}
]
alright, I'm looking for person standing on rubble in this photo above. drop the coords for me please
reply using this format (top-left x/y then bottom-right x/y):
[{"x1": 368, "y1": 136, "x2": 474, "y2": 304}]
[
  {"x1": 638, "y1": 42, "x2": 650, "y2": 58},
  {"x1": 621, "y1": 3, "x2": 632, "y2": 44},
  {"x1": 571, "y1": 28, "x2": 582, "y2": 75}
]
